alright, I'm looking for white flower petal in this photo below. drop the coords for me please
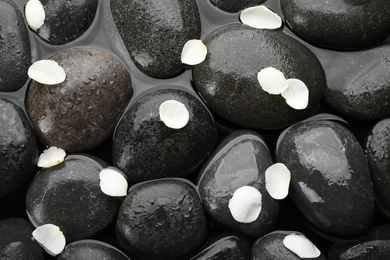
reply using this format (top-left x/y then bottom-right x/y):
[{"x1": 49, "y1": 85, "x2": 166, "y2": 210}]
[
  {"x1": 228, "y1": 186, "x2": 262, "y2": 223},
  {"x1": 25, "y1": 0, "x2": 45, "y2": 31},
  {"x1": 159, "y1": 100, "x2": 190, "y2": 129},
  {"x1": 99, "y1": 168, "x2": 128, "y2": 197},
  {"x1": 32, "y1": 224, "x2": 66, "y2": 256},
  {"x1": 257, "y1": 67, "x2": 289, "y2": 95},
  {"x1": 181, "y1": 39, "x2": 207, "y2": 65},
  {"x1": 240, "y1": 5, "x2": 282, "y2": 29},
  {"x1": 283, "y1": 233, "x2": 321, "y2": 258},
  {"x1": 265, "y1": 163, "x2": 291, "y2": 200},
  {"x1": 37, "y1": 146, "x2": 66, "y2": 168},
  {"x1": 282, "y1": 78, "x2": 309, "y2": 110},
  {"x1": 28, "y1": 60, "x2": 66, "y2": 85}
]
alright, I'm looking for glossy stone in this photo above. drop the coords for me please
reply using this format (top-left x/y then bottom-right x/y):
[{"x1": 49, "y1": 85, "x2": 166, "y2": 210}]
[
  {"x1": 276, "y1": 118, "x2": 375, "y2": 237},
  {"x1": 26, "y1": 154, "x2": 121, "y2": 242},
  {"x1": 33, "y1": 0, "x2": 98, "y2": 45},
  {"x1": 0, "y1": 98, "x2": 39, "y2": 201},
  {"x1": 324, "y1": 44, "x2": 390, "y2": 121},
  {"x1": 58, "y1": 240, "x2": 131, "y2": 260},
  {"x1": 116, "y1": 179, "x2": 209, "y2": 260},
  {"x1": 209, "y1": 0, "x2": 266, "y2": 13},
  {"x1": 25, "y1": 47, "x2": 133, "y2": 152},
  {"x1": 112, "y1": 88, "x2": 217, "y2": 184},
  {"x1": 197, "y1": 130, "x2": 279, "y2": 237},
  {"x1": 192, "y1": 23, "x2": 326, "y2": 129},
  {"x1": 110, "y1": 0, "x2": 201, "y2": 78},
  {"x1": 280, "y1": 0, "x2": 390, "y2": 49},
  {"x1": 0, "y1": 218, "x2": 44, "y2": 259},
  {"x1": 0, "y1": 0, "x2": 31, "y2": 92},
  {"x1": 364, "y1": 118, "x2": 390, "y2": 218}
]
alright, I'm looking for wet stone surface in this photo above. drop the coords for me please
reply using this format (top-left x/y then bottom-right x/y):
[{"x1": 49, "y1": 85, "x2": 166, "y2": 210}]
[
  {"x1": 192, "y1": 23, "x2": 326, "y2": 130},
  {"x1": 0, "y1": 98, "x2": 39, "y2": 201},
  {"x1": 209, "y1": 0, "x2": 266, "y2": 13},
  {"x1": 110, "y1": 0, "x2": 201, "y2": 79},
  {"x1": 280, "y1": 0, "x2": 390, "y2": 49},
  {"x1": 112, "y1": 88, "x2": 218, "y2": 184},
  {"x1": 25, "y1": 47, "x2": 133, "y2": 153},
  {"x1": 0, "y1": 0, "x2": 31, "y2": 92},
  {"x1": 25, "y1": 154, "x2": 121, "y2": 242},
  {"x1": 276, "y1": 119, "x2": 375, "y2": 237},
  {"x1": 324, "y1": 44, "x2": 390, "y2": 122},
  {"x1": 33, "y1": 0, "x2": 98, "y2": 45}
]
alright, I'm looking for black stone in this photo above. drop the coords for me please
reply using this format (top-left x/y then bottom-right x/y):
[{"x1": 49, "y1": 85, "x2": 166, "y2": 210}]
[
  {"x1": 0, "y1": 218, "x2": 44, "y2": 259},
  {"x1": 280, "y1": 0, "x2": 390, "y2": 49},
  {"x1": 197, "y1": 130, "x2": 279, "y2": 237},
  {"x1": 58, "y1": 240, "x2": 131, "y2": 260},
  {"x1": 112, "y1": 88, "x2": 217, "y2": 184},
  {"x1": 110, "y1": 0, "x2": 201, "y2": 79},
  {"x1": 276, "y1": 117, "x2": 375, "y2": 237},
  {"x1": 0, "y1": 0, "x2": 31, "y2": 92},
  {"x1": 0, "y1": 98, "x2": 39, "y2": 201},
  {"x1": 116, "y1": 178, "x2": 209, "y2": 260},
  {"x1": 192, "y1": 23, "x2": 326, "y2": 130},
  {"x1": 364, "y1": 118, "x2": 390, "y2": 218},
  {"x1": 33, "y1": 0, "x2": 98, "y2": 45},
  {"x1": 209, "y1": 0, "x2": 266, "y2": 13},
  {"x1": 252, "y1": 230, "x2": 326, "y2": 260},
  {"x1": 26, "y1": 154, "x2": 121, "y2": 242},
  {"x1": 324, "y1": 44, "x2": 390, "y2": 122},
  {"x1": 25, "y1": 47, "x2": 133, "y2": 152}
]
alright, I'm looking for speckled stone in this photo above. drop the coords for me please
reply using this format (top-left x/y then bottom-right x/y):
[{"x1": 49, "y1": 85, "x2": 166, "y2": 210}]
[
  {"x1": 324, "y1": 44, "x2": 390, "y2": 121},
  {"x1": 192, "y1": 23, "x2": 326, "y2": 130},
  {"x1": 0, "y1": 0, "x2": 31, "y2": 92},
  {"x1": 112, "y1": 88, "x2": 217, "y2": 184},
  {"x1": 25, "y1": 47, "x2": 133, "y2": 152},
  {"x1": 276, "y1": 118, "x2": 375, "y2": 237},
  {"x1": 110, "y1": 0, "x2": 201, "y2": 79},
  {"x1": 0, "y1": 218, "x2": 44, "y2": 259},
  {"x1": 364, "y1": 118, "x2": 390, "y2": 218},
  {"x1": 116, "y1": 179, "x2": 209, "y2": 260},
  {"x1": 209, "y1": 0, "x2": 266, "y2": 13},
  {"x1": 197, "y1": 130, "x2": 279, "y2": 237},
  {"x1": 26, "y1": 154, "x2": 121, "y2": 242},
  {"x1": 0, "y1": 98, "x2": 39, "y2": 201},
  {"x1": 280, "y1": 0, "x2": 390, "y2": 49},
  {"x1": 33, "y1": 0, "x2": 98, "y2": 45}
]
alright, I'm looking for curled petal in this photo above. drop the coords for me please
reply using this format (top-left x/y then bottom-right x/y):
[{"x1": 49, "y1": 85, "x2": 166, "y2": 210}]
[
  {"x1": 282, "y1": 78, "x2": 309, "y2": 110},
  {"x1": 240, "y1": 5, "x2": 282, "y2": 29}
]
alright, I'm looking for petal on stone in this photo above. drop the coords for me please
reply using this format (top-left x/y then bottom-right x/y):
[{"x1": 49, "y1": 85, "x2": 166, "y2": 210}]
[
  {"x1": 32, "y1": 224, "x2": 66, "y2": 256},
  {"x1": 37, "y1": 146, "x2": 66, "y2": 168},
  {"x1": 99, "y1": 167, "x2": 128, "y2": 197},
  {"x1": 181, "y1": 39, "x2": 207, "y2": 65},
  {"x1": 265, "y1": 163, "x2": 291, "y2": 200},
  {"x1": 28, "y1": 60, "x2": 66, "y2": 85},
  {"x1": 159, "y1": 100, "x2": 190, "y2": 129},
  {"x1": 228, "y1": 186, "x2": 262, "y2": 223},
  {"x1": 240, "y1": 5, "x2": 282, "y2": 29},
  {"x1": 25, "y1": 0, "x2": 45, "y2": 31},
  {"x1": 283, "y1": 233, "x2": 321, "y2": 258},
  {"x1": 282, "y1": 78, "x2": 309, "y2": 110},
  {"x1": 257, "y1": 67, "x2": 289, "y2": 95}
]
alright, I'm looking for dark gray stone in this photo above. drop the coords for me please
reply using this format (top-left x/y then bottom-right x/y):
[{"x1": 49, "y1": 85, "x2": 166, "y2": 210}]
[
  {"x1": 34, "y1": 0, "x2": 98, "y2": 45},
  {"x1": 209, "y1": 0, "x2": 266, "y2": 13},
  {"x1": 324, "y1": 44, "x2": 390, "y2": 121},
  {"x1": 112, "y1": 88, "x2": 217, "y2": 184},
  {"x1": 26, "y1": 154, "x2": 121, "y2": 242},
  {"x1": 0, "y1": 0, "x2": 31, "y2": 92},
  {"x1": 197, "y1": 130, "x2": 279, "y2": 237},
  {"x1": 276, "y1": 118, "x2": 375, "y2": 237},
  {"x1": 110, "y1": 0, "x2": 201, "y2": 79},
  {"x1": 25, "y1": 47, "x2": 133, "y2": 152},
  {"x1": 280, "y1": 0, "x2": 390, "y2": 49},
  {"x1": 116, "y1": 179, "x2": 209, "y2": 260},
  {"x1": 0, "y1": 98, "x2": 39, "y2": 201},
  {"x1": 192, "y1": 23, "x2": 326, "y2": 130}
]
